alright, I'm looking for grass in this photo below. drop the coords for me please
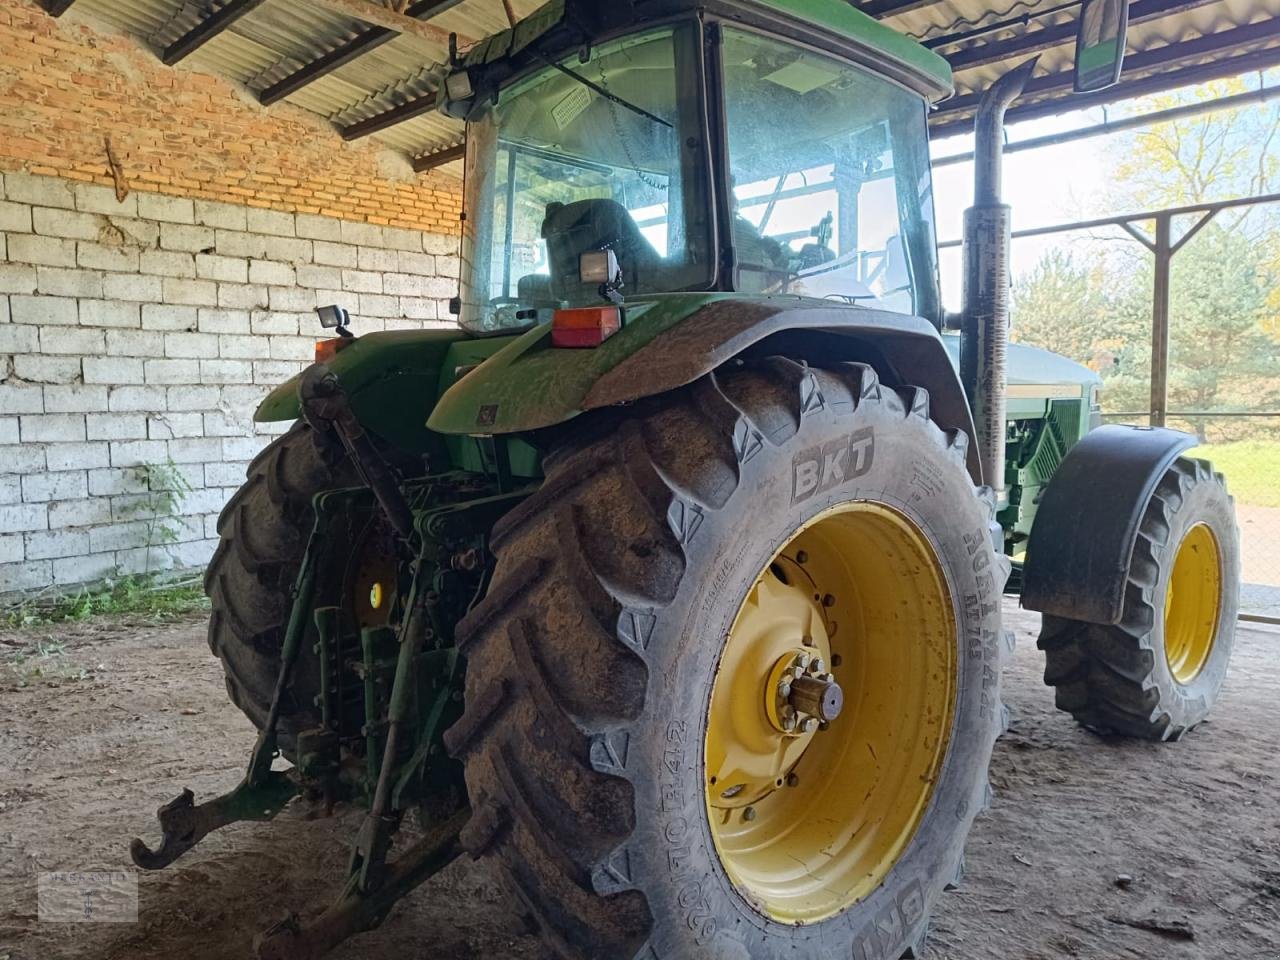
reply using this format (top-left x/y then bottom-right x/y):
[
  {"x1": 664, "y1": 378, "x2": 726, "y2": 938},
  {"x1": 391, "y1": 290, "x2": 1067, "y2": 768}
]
[
  {"x1": 2, "y1": 636, "x2": 91, "y2": 688},
  {"x1": 1194, "y1": 440, "x2": 1280, "y2": 508},
  {"x1": 1, "y1": 574, "x2": 210, "y2": 630}
]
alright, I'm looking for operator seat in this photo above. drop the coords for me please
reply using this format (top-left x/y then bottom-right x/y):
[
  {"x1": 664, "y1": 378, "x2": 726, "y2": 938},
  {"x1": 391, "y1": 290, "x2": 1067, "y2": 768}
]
[{"x1": 542, "y1": 198, "x2": 664, "y2": 298}]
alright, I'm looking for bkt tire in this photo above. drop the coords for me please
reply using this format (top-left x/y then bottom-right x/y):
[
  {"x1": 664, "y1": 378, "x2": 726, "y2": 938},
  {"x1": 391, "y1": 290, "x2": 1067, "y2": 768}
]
[
  {"x1": 446, "y1": 358, "x2": 1009, "y2": 960},
  {"x1": 1039, "y1": 457, "x2": 1238, "y2": 740}
]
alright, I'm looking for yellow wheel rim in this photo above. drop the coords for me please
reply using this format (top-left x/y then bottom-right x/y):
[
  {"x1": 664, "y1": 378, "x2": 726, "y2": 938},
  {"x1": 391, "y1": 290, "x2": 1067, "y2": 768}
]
[
  {"x1": 347, "y1": 521, "x2": 399, "y2": 630},
  {"x1": 1163, "y1": 522, "x2": 1222, "y2": 685},
  {"x1": 704, "y1": 502, "x2": 957, "y2": 924}
]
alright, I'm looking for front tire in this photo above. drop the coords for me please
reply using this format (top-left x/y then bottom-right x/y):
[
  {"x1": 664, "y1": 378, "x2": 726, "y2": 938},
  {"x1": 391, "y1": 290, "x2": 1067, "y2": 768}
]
[
  {"x1": 1039, "y1": 457, "x2": 1238, "y2": 740},
  {"x1": 445, "y1": 358, "x2": 1008, "y2": 959}
]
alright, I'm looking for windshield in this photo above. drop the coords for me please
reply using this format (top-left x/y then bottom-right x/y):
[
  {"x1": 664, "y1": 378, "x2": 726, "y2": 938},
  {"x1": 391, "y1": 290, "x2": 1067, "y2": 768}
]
[
  {"x1": 458, "y1": 24, "x2": 712, "y2": 332},
  {"x1": 722, "y1": 28, "x2": 940, "y2": 318}
]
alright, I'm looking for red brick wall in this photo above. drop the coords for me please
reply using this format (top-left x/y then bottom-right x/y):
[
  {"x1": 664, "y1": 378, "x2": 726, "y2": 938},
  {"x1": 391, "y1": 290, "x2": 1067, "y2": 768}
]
[{"x1": 0, "y1": 1, "x2": 464, "y2": 233}]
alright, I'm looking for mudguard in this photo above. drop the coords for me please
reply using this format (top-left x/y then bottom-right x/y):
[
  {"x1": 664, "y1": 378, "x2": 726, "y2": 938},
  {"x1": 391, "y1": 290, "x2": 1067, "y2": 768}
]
[
  {"x1": 1021, "y1": 424, "x2": 1197, "y2": 624},
  {"x1": 428, "y1": 294, "x2": 983, "y2": 482},
  {"x1": 254, "y1": 328, "x2": 519, "y2": 455}
]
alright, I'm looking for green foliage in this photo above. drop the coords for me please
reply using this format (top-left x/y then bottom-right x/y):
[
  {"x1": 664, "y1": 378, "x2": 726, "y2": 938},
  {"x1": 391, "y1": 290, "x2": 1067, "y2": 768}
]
[
  {"x1": 121, "y1": 458, "x2": 196, "y2": 572},
  {"x1": 1010, "y1": 249, "x2": 1150, "y2": 415},
  {"x1": 1, "y1": 575, "x2": 209, "y2": 630},
  {"x1": 1191, "y1": 440, "x2": 1280, "y2": 508},
  {"x1": 1013, "y1": 81, "x2": 1280, "y2": 437},
  {"x1": 2, "y1": 635, "x2": 89, "y2": 688}
]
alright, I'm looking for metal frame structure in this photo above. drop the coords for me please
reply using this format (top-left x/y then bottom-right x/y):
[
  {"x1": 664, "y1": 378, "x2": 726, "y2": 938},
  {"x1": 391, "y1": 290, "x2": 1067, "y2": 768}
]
[{"x1": 942, "y1": 191, "x2": 1280, "y2": 627}]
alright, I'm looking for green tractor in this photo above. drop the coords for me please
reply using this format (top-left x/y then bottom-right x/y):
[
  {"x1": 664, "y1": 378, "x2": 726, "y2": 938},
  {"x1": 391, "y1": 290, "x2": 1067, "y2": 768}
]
[{"x1": 131, "y1": 2, "x2": 1240, "y2": 957}]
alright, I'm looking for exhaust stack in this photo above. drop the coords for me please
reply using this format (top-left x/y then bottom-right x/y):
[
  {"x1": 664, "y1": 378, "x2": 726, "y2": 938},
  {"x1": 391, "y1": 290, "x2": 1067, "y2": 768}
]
[{"x1": 960, "y1": 57, "x2": 1039, "y2": 496}]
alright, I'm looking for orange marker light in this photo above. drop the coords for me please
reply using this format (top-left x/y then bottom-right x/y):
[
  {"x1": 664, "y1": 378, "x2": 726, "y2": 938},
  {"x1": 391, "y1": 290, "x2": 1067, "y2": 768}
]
[
  {"x1": 315, "y1": 337, "x2": 353, "y2": 363},
  {"x1": 551, "y1": 307, "x2": 622, "y2": 348}
]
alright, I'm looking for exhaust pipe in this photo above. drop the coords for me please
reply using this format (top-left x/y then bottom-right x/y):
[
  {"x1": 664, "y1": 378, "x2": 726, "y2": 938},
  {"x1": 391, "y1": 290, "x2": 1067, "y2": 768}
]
[{"x1": 960, "y1": 57, "x2": 1039, "y2": 496}]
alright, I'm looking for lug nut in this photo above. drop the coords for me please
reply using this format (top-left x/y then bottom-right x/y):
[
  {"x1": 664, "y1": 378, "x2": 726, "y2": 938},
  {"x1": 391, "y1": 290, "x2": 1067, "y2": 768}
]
[
  {"x1": 781, "y1": 715, "x2": 797, "y2": 732},
  {"x1": 796, "y1": 652, "x2": 811, "y2": 669},
  {"x1": 777, "y1": 680, "x2": 792, "y2": 699},
  {"x1": 809, "y1": 658, "x2": 825, "y2": 675},
  {"x1": 801, "y1": 717, "x2": 819, "y2": 734}
]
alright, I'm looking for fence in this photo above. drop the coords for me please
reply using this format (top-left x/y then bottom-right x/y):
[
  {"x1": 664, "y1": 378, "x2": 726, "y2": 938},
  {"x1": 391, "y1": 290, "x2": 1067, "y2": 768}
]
[{"x1": 943, "y1": 193, "x2": 1280, "y2": 621}]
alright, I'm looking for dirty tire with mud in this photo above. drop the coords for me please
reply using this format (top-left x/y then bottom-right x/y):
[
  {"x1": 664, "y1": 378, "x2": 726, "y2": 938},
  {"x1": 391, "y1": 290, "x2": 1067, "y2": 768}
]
[
  {"x1": 447, "y1": 358, "x2": 1009, "y2": 960},
  {"x1": 1039, "y1": 457, "x2": 1238, "y2": 740},
  {"x1": 205, "y1": 422, "x2": 357, "y2": 748}
]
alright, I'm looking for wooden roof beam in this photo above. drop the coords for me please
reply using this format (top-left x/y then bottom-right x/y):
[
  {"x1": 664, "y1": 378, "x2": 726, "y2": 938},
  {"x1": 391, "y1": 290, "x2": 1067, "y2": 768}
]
[
  {"x1": 306, "y1": 0, "x2": 454, "y2": 45},
  {"x1": 340, "y1": 91, "x2": 437, "y2": 140},
  {"x1": 163, "y1": 0, "x2": 268, "y2": 65},
  {"x1": 412, "y1": 142, "x2": 466, "y2": 171},
  {"x1": 259, "y1": 0, "x2": 466, "y2": 105}
]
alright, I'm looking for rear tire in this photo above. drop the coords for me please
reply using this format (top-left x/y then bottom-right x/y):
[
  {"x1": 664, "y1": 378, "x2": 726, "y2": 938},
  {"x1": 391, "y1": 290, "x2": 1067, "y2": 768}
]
[
  {"x1": 204, "y1": 422, "x2": 358, "y2": 747},
  {"x1": 446, "y1": 358, "x2": 1008, "y2": 960},
  {"x1": 1038, "y1": 456, "x2": 1239, "y2": 740}
]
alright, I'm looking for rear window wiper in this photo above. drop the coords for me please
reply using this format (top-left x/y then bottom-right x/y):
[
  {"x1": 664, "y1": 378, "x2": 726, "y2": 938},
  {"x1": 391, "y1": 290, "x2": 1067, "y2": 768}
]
[{"x1": 539, "y1": 55, "x2": 673, "y2": 129}]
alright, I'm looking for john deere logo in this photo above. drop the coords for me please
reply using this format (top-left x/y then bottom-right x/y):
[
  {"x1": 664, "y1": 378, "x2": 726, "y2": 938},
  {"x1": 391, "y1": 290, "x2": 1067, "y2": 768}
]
[
  {"x1": 791, "y1": 428, "x2": 874, "y2": 504},
  {"x1": 476, "y1": 404, "x2": 498, "y2": 427}
]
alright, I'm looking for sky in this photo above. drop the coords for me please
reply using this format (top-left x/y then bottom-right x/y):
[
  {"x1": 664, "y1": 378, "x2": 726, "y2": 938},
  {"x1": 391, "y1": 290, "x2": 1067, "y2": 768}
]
[{"x1": 927, "y1": 66, "x2": 1280, "y2": 310}]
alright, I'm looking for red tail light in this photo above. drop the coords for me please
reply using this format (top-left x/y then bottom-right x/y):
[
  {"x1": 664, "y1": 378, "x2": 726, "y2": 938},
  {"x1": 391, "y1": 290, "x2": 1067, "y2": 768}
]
[{"x1": 551, "y1": 307, "x2": 621, "y2": 348}]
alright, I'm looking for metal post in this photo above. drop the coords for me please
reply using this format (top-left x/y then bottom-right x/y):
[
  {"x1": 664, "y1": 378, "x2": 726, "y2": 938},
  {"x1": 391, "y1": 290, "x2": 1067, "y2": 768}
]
[{"x1": 1149, "y1": 213, "x2": 1172, "y2": 428}]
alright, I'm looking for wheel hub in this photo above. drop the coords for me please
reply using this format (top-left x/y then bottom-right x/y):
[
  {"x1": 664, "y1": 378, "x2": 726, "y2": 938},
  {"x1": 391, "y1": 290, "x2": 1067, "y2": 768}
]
[
  {"x1": 767, "y1": 649, "x2": 844, "y2": 734},
  {"x1": 705, "y1": 557, "x2": 833, "y2": 811}
]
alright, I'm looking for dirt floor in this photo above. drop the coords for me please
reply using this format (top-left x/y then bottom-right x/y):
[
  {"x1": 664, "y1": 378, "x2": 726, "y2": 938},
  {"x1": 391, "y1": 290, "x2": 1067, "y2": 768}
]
[{"x1": 1, "y1": 604, "x2": 1278, "y2": 960}]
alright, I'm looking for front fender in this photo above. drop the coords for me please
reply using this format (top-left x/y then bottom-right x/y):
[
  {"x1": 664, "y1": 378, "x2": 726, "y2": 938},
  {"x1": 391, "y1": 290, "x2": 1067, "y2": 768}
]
[
  {"x1": 428, "y1": 294, "x2": 982, "y2": 482},
  {"x1": 1021, "y1": 424, "x2": 1197, "y2": 624}
]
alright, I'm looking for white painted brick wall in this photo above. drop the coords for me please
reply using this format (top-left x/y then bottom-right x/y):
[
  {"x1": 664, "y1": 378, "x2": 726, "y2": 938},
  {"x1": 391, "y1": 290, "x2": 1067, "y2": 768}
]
[{"x1": 0, "y1": 171, "x2": 459, "y2": 594}]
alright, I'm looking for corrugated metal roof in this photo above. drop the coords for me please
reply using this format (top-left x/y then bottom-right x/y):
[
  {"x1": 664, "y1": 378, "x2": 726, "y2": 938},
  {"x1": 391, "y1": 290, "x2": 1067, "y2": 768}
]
[
  {"x1": 71, "y1": 0, "x2": 546, "y2": 176},
  {"x1": 63, "y1": 0, "x2": 1280, "y2": 171},
  {"x1": 885, "y1": 0, "x2": 1280, "y2": 136}
]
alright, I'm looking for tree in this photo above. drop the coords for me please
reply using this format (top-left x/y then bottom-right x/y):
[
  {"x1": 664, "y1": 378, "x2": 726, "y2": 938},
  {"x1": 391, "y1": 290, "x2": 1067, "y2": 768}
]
[
  {"x1": 1011, "y1": 248, "x2": 1149, "y2": 415},
  {"x1": 1110, "y1": 78, "x2": 1280, "y2": 211},
  {"x1": 1101, "y1": 76, "x2": 1280, "y2": 431}
]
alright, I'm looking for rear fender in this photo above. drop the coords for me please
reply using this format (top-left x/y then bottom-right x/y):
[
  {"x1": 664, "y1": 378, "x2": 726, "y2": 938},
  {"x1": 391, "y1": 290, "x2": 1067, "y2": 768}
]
[
  {"x1": 1021, "y1": 424, "x2": 1196, "y2": 624},
  {"x1": 428, "y1": 296, "x2": 982, "y2": 482},
  {"x1": 255, "y1": 328, "x2": 518, "y2": 457}
]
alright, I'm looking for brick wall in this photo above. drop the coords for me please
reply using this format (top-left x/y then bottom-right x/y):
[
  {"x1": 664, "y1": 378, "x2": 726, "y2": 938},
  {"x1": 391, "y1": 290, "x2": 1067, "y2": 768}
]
[
  {"x1": 0, "y1": 3, "x2": 470, "y2": 595},
  {"x1": 0, "y1": 2, "x2": 463, "y2": 232},
  {"x1": 0, "y1": 172, "x2": 460, "y2": 593}
]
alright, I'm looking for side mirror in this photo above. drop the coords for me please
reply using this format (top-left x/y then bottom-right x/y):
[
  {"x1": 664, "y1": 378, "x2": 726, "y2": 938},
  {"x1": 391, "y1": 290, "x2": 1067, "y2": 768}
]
[{"x1": 1075, "y1": 0, "x2": 1129, "y2": 93}]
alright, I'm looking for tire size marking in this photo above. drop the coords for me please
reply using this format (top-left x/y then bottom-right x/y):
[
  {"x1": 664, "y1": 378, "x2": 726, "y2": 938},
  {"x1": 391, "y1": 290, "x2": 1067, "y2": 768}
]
[
  {"x1": 791, "y1": 428, "x2": 874, "y2": 504},
  {"x1": 659, "y1": 719, "x2": 717, "y2": 945},
  {"x1": 962, "y1": 589, "x2": 999, "y2": 722}
]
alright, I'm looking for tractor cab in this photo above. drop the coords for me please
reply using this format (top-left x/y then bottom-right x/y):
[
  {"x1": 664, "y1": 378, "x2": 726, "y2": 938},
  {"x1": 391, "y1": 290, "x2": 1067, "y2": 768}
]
[{"x1": 448, "y1": 0, "x2": 949, "y2": 333}]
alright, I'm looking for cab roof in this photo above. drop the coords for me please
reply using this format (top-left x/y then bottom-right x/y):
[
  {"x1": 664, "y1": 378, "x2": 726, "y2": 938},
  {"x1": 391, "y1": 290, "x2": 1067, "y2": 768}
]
[{"x1": 750, "y1": 0, "x2": 953, "y2": 96}]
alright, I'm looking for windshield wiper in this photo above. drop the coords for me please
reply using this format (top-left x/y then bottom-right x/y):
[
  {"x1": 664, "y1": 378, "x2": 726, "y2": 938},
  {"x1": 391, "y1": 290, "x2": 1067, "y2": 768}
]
[{"x1": 540, "y1": 56, "x2": 673, "y2": 129}]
